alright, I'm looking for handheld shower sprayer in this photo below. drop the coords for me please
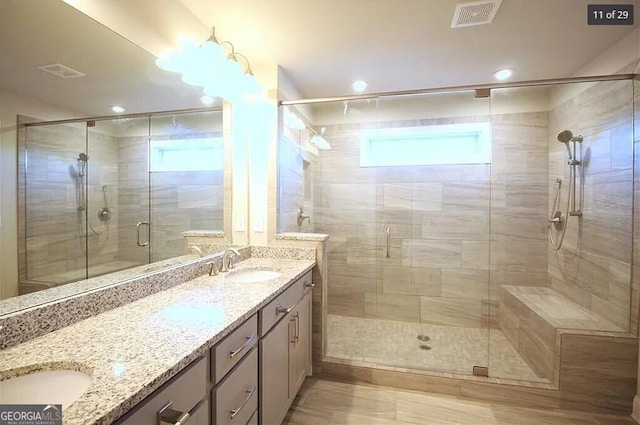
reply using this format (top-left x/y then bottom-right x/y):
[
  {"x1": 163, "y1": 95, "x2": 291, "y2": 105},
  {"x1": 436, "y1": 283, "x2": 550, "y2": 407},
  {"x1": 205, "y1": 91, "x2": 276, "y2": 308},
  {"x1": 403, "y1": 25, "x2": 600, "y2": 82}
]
[
  {"x1": 549, "y1": 129, "x2": 584, "y2": 250},
  {"x1": 556, "y1": 130, "x2": 583, "y2": 162},
  {"x1": 77, "y1": 152, "x2": 89, "y2": 177}
]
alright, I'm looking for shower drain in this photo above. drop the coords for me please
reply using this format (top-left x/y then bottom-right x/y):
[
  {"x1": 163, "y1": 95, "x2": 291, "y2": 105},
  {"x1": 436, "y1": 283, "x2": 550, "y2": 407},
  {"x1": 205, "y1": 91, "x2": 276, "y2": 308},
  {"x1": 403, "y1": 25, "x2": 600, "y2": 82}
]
[
  {"x1": 419, "y1": 344, "x2": 432, "y2": 351},
  {"x1": 417, "y1": 334, "x2": 431, "y2": 342}
]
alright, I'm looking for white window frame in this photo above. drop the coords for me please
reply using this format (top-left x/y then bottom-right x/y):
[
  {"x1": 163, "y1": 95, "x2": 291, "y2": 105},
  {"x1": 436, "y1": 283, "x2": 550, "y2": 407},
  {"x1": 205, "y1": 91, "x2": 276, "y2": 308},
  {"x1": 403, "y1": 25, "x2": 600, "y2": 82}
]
[
  {"x1": 150, "y1": 137, "x2": 224, "y2": 172},
  {"x1": 359, "y1": 122, "x2": 491, "y2": 167}
]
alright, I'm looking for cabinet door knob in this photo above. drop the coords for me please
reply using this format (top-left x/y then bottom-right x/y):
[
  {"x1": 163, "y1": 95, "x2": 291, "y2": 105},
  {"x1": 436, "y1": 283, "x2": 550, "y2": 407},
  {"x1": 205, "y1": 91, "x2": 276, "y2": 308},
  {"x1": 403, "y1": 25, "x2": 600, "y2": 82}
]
[
  {"x1": 304, "y1": 281, "x2": 315, "y2": 288},
  {"x1": 158, "y1": 401, "x2": 190, "y2": 425},
  {"x1": 229, "y1": 387, "x2": 256, "y2": 420}
]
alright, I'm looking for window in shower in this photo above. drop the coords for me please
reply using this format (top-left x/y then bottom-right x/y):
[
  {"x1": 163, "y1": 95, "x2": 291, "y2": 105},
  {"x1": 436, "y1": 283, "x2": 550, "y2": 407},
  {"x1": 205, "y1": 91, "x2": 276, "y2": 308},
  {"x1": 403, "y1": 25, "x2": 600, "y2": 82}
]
[
  {"x1": 150, "y1": 137, "x2": 224, "y2": 172},
  {"x1": 359, "y1": 121, "x2": 491, "y2": 167}
]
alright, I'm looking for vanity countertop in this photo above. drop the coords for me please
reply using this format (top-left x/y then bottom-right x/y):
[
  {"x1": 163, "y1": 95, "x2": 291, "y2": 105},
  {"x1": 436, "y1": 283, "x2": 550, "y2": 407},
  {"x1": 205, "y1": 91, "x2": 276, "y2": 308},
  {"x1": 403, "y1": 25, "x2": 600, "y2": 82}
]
[{"x1": 0, "y1": 257, "x2": 315, "y2": 425}]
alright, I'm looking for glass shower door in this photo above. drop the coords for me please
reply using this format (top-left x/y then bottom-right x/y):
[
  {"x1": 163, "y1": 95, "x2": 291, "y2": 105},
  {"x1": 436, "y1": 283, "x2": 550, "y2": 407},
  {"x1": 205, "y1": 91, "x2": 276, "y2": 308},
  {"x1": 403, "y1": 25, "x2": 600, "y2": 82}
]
[
  {"x1": 374, "y1": 91, "x2": 492, "y2": 375},
  {"x1": 24, "y1": 121, "x2": 89, "y2": 286},
  {"x1": 87, "y1": 117, "x2": 151, "y2": 276}
]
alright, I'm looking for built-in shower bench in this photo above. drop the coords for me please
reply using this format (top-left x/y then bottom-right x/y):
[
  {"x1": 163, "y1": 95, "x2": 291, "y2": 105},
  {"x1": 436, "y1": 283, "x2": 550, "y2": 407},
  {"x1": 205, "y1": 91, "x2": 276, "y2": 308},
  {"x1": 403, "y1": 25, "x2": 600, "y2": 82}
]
[{"x1": 499, "y1": 285, "x2": 626, "y2": 383}]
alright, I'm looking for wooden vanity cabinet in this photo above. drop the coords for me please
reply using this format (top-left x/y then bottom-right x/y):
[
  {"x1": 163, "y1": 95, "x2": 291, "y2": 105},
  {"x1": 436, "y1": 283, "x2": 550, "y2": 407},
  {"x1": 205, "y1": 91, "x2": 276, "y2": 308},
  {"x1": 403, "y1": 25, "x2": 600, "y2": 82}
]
[
  {"x1": 114, "y1": 270, "x2": 313, "y2": 425},
  {"x1": 259, "y1": 272, "x2": 313, "y2": 425}
]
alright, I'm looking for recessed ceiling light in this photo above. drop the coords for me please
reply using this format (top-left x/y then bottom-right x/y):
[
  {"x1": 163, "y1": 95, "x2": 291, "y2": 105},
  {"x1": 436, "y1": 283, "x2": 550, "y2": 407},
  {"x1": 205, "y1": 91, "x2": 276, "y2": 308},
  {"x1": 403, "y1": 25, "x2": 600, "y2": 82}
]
[
  {"x1": 493, "y1": 69, "x2": 513, "y2": 81},
  {"x1": 200, "y1": 95, "x2": 215, "y2": 106},
  {"x1": 111, "y1": 105, "x2": 125, "y2": 113},
  {"x1": 352, "y1": 80, "x2": 368, "y2": 92}
]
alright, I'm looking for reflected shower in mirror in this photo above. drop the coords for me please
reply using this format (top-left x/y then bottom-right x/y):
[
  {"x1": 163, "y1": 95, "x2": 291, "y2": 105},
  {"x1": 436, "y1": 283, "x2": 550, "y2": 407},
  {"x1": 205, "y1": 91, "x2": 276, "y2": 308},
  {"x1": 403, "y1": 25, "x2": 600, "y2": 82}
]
[
  {"x1": 19, "y1": 109, "x2": 226, "y2": 296},
  {"x1": 1, "y1": 0, "x2": 233, "y2": 310}
]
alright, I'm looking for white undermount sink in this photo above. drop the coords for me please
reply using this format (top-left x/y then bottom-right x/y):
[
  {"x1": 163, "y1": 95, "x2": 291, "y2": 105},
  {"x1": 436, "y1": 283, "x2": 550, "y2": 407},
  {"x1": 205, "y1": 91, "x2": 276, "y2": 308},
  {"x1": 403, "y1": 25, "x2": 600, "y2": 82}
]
[
  {"x1": 225, "y1": 269, "x2": 281, "y2": 283},
  {"x1": 0, "y1": 369, "x2": 92, "y2": 409}
]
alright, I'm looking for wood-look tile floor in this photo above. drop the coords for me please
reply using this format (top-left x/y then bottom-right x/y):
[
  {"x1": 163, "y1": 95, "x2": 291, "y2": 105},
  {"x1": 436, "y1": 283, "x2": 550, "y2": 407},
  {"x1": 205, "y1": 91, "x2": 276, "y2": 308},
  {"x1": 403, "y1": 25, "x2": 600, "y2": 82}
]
[{"x1": 283, "y1": 378, "x2": 636, "y2": 425}]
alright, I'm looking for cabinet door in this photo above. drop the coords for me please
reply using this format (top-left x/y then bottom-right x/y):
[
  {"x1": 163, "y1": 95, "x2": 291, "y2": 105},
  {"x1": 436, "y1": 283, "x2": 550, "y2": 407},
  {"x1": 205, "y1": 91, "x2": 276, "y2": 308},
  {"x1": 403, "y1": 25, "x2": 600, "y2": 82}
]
[
  {"x1": 289, "y1": 291, "x2": 312, "y2": 398},
  {"x1": 259, "y1": 314, "x2": 294, "y2": 425}
]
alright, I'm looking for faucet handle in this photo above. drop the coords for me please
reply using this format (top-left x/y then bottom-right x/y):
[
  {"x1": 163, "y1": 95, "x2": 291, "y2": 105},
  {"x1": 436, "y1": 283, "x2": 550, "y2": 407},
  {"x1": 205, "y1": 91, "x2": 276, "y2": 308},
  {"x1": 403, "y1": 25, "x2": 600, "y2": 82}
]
[{"x1": 205, "y1": 261, "x2": 217, "y2": 276}]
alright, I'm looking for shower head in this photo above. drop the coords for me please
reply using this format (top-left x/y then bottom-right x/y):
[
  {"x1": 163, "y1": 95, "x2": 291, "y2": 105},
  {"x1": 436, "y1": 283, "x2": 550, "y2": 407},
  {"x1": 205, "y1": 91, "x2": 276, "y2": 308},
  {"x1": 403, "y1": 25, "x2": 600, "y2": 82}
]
[
  {"x1": 557, "y1": 130, "x2": 573, "y2": 143},
  {"x1": 78, "y1": 153, "x2": 88, "y2": 162},
  {"x1": 557, "y1": 130, "x2": 574, "y2": 160}
]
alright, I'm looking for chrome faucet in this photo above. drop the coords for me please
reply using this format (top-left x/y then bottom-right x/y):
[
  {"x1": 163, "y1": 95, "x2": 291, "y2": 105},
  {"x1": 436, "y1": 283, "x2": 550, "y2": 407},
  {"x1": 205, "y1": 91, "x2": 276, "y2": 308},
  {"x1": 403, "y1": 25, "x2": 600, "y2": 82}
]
[
  {"x1": 297, "y1": 208, "x2": 310, "y2": 227},
  {"x1": 220, "y1": 248, "x2": 240, "y2": 273}
]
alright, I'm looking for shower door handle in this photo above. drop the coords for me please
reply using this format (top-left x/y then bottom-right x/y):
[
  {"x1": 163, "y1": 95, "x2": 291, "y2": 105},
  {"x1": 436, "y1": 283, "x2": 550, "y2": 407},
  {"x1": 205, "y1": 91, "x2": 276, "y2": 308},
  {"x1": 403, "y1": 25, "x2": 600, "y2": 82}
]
[
  {"x1": 136, "y1": 221, "x2": 150, "y2": 247},
  {"x1": 385, "y1": 227, "x2": 391, "y2": 259}
]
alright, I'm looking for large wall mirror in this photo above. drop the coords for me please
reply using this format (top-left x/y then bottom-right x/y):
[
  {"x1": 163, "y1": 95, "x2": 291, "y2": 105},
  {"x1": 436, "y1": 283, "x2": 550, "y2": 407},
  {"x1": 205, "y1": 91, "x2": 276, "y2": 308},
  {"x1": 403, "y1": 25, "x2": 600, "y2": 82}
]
[{"x1": 0, "y1": 0, "x2": 233, "y2": 312}]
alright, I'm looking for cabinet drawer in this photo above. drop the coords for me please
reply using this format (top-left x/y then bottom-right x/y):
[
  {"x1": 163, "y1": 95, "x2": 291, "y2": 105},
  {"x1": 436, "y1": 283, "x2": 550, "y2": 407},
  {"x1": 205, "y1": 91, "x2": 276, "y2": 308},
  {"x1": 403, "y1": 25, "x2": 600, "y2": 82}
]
[
  {"x1": 212, "y1": 347, "x2": 258, "y2": 425},
  {"x1": 211, "y1": 314, "x2": 258, "y2": 384},
  {"x1": 116, "y1": 357, "x2": 206, "y2": 424},
  {"x1": 260, "y1": 271, "x2": 311, "y2": 336}
]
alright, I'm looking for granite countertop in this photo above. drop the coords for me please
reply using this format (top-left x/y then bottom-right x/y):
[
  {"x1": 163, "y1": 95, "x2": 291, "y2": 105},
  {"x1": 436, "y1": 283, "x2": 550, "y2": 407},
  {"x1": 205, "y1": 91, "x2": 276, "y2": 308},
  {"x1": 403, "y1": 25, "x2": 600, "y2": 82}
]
[
  {"x1": 0, "y1": 257, "x2": 315, "y2": 425},
  {"x1": 276, "y1": 232, "x2": 329, "y2": 242}
]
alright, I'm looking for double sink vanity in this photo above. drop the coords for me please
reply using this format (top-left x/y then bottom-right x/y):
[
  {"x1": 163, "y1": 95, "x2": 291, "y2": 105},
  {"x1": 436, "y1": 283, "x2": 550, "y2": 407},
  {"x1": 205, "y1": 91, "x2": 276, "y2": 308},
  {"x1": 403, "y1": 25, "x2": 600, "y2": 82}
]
[{"x1": 0, "y1": 246, "x2": 317, "y2": 425}]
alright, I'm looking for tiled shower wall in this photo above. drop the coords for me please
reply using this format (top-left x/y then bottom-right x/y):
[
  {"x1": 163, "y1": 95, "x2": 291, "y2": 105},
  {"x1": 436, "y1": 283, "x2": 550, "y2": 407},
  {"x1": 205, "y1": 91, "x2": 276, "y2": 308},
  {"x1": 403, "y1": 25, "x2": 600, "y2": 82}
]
[
  {"x1": 489, "y1": 109, "x2": 550, "y2": 323},
  {"x1": 21, "y1": 123, "x2": 120, "y2": 283},
  {"x1": 313, "y1": 109, "x2": 549, "y2": 327},
  {"x1": 278, "y1": 122, "x2": 315, "y2": 233},
  {"x1": 548, "y1": 80, "x2": 634, "y2": 331}
]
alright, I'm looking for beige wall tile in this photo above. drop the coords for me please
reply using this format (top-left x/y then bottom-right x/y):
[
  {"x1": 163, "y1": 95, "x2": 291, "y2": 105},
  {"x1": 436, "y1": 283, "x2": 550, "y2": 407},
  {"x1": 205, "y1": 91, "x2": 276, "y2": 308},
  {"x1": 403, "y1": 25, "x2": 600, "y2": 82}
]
[
  {"x1": 559, "y1": 333, "x2": 638, "y2": 414},
  {"x1": 402, "y1": 239, "x2": 461, "y2": 268},
  {"x1": 420, "y1": 297, "x2": 483, "y2": 327},
  {"x1": 441, "y1": 269, "x2": 489, "y2": 299}
]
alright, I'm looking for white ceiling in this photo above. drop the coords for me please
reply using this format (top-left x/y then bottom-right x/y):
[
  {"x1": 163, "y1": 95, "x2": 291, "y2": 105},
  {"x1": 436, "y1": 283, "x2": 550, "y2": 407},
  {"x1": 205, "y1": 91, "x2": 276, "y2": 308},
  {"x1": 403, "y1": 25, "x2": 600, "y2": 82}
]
[
  {"x1": 178, "y1": 0, "x2": 638, "y2": 98},
  {"x1": 1, "y1": 0, "x2": 637, "y2": 116}
]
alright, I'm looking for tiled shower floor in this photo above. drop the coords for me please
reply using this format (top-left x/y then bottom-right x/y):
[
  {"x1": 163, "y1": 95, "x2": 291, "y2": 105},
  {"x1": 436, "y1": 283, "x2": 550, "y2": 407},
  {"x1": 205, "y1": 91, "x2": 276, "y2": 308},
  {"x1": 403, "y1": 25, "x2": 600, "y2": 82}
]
[{"x1": 326, "y1": 314, "x2": 548, "y2": 383}]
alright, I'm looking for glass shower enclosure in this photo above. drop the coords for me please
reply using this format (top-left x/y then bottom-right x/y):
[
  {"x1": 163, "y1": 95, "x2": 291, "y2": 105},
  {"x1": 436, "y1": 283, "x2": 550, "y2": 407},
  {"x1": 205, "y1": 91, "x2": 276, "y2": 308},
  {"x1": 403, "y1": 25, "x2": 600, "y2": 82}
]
[
  {"x1": 278, "y1": 75, "x2": 635, "y2": 384},
  {"x1": 19, "y1": 109, "x2": 224, "y2": 293}
]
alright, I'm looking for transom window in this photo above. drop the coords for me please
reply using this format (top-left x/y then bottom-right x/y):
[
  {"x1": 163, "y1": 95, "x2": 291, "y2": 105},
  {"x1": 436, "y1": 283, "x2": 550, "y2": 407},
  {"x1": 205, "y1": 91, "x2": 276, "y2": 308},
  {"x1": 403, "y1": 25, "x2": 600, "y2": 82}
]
[
  {"x1": 150, "y1": 137, "x2": 224, "y2": 172},
  {"x1": 359, "y1": 122, "x2": 491, "y2": 167}
]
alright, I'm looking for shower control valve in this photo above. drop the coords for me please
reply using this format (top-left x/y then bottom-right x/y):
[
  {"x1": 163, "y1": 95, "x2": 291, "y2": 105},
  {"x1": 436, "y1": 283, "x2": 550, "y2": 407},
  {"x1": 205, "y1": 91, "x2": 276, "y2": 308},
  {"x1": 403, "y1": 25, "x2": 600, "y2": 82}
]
[{"x1": 97, "y1": 207, "x2": 112, "y2": 222}]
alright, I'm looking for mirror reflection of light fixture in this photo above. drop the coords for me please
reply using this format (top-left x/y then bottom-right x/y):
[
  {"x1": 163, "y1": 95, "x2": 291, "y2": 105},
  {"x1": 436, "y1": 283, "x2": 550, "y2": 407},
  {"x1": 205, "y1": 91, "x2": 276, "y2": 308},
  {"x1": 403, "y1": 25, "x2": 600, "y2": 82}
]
[
  {"x1": 309, "y1": 127, "x2": 331, "y2": 150},
  {"x1": 155, "y1": 27, "x2": 262, "y2": 100}
]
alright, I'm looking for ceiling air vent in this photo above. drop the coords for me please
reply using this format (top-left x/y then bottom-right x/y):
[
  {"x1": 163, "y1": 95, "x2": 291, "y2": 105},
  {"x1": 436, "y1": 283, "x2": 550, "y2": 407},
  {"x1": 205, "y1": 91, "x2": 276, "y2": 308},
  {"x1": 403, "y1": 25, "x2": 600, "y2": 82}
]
[
  {"x1": 37, "y1": 63, "x2": 85, "y2": 79},
  {"x1": 451, "y1": 0, "x2": 503, "y2": 28}
]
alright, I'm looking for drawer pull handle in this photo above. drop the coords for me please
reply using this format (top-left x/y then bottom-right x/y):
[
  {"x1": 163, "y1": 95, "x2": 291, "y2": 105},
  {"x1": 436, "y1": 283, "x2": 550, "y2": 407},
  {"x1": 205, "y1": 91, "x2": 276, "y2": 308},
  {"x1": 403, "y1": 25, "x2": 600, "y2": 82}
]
[
  {"x1": 304, "y1": 281, "x2": 315, "y2": 288},
  {"x1": 158, "y1": 401, "x2": 190, "y2": 425},
  {"x1": 229, "y1": 386, "x2": 256, "y2": 420},
  {"x1": 229, "y1": 334, "x2": 256, "y2": 359},
  {"x1": 289, "y1": 318, "x2": 296, "y2": 344},
  {"x1": 276, "y1": 304, "x2": 293, "y2": 314}
]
